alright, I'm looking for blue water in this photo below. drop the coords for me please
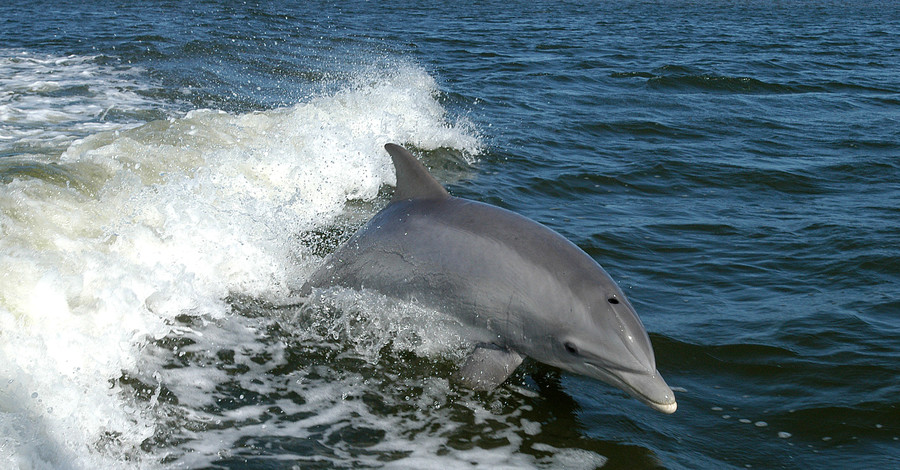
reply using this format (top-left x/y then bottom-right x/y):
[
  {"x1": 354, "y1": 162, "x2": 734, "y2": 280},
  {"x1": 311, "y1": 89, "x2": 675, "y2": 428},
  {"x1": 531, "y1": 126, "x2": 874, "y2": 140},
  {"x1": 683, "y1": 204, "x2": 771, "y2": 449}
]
[{"x1": 1, "y1": 1, "x2": 898, "y2": 468}]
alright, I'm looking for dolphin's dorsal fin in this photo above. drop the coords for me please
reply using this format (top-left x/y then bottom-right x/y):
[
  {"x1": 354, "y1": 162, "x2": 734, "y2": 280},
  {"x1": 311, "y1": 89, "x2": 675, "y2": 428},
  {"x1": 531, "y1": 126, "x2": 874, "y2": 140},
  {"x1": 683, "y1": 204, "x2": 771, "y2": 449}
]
[{"x1": 385, "y1": 143, "x2": 450, "y2": 203}]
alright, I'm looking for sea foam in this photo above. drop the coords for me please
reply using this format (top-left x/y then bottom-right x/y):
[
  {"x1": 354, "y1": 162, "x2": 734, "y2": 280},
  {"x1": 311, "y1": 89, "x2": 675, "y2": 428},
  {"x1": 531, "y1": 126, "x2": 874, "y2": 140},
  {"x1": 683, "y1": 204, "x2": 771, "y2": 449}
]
[{"x1": 0, "y1": 54, "x2": 479, "y2": 469}]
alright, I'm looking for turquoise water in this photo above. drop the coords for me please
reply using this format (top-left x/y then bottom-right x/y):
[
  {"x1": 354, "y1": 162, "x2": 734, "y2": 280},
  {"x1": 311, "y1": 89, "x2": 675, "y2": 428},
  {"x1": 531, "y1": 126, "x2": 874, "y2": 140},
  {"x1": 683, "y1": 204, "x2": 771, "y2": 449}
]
[{"x1": 1, "y1": 1, "x2": 898, "y2": 468}]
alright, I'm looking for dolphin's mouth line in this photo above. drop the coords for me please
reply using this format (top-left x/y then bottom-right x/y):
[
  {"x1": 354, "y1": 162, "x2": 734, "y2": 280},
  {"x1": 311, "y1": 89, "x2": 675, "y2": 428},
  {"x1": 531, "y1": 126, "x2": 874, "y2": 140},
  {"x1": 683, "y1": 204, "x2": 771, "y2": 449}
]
[
  {"x1": 583, "y1": 362, "x2": 677, "y2": 413},
  {"x1": 584, "y1": 358, "x2": 649, "y2": 376}
]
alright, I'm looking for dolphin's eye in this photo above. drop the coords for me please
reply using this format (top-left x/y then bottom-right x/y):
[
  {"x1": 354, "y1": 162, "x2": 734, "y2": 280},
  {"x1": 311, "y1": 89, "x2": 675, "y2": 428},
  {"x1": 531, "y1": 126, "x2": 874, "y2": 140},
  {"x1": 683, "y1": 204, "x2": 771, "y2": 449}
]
[
  {"x1": 564, "y1": 342, "x2": 579, "y2": 355},
  {"x1": 608, "y1": 297, "x2": 620, "y2": 304}
]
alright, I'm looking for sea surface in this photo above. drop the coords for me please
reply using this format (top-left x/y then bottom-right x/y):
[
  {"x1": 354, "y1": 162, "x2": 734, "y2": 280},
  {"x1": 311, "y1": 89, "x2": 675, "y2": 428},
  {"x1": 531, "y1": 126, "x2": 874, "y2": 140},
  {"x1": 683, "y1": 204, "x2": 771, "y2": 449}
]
[{"x1": 1, "y1": 1, "x2": 898, "y2": 469}]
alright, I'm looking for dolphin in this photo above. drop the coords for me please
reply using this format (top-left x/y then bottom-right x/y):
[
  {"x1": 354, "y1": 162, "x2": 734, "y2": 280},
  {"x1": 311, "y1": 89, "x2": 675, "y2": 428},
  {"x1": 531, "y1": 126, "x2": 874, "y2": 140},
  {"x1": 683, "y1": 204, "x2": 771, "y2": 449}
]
[{"x1": 302, "y1": 143, "x2": 677, "y2": 414}]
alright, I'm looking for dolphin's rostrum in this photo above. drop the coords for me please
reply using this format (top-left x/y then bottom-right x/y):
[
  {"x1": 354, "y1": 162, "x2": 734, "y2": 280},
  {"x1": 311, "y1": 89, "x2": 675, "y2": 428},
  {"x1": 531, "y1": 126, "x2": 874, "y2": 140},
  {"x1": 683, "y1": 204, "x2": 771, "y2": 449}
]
[{"x1": 302, "y1": 143, "x2": 677, "y2": 414}]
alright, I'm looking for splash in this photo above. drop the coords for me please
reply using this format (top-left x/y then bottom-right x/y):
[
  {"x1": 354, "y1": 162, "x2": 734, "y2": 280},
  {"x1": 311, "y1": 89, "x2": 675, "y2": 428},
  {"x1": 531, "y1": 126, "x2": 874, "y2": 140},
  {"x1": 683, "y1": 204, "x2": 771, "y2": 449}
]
[{"x1": 0, "y1": 54, "x2": 480, "y2": 468}]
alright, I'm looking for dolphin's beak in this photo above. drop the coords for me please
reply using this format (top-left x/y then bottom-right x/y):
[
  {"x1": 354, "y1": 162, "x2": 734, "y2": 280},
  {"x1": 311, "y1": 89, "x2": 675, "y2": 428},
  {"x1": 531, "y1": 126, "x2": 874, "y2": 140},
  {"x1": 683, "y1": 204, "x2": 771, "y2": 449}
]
[
  {"x1": 586, "y1": 363, "x2": 678, "y2": 414},
  {"x1": 618, "y1": 369, "x2": 677, "y2": 414}
]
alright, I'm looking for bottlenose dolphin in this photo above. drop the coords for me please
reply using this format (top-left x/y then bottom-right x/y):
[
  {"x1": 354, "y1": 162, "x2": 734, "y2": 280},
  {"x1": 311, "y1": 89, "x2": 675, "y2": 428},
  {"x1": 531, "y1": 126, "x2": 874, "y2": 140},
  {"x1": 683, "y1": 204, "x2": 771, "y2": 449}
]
[{"x1": 303, "y1": 143, "x2": 677, "y2": 413}]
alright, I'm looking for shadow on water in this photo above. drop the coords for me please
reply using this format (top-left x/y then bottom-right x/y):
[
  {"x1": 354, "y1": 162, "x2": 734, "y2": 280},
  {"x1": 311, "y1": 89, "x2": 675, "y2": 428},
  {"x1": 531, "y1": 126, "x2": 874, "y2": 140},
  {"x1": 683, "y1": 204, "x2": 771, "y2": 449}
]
[{"x1": 521, "y1": 368, "x2": 668, "y2": 469}]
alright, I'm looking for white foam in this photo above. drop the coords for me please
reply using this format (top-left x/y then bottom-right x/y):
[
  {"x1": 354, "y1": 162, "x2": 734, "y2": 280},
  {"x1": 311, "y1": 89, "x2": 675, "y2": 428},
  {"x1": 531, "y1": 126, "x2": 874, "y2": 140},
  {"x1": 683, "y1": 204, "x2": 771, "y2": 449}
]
[
  {"x1": 1, "y1": 56, "x2": 481, "y2": 469},
  {"x1": 144, "y1": 316, "x2": 579, "y2": 469},
  {"x1": 0, "y1": 50, "x2": 161, "y2": 157},
  {"x1": 136, "y1": 287, "x2": 608, "y2": 469}
]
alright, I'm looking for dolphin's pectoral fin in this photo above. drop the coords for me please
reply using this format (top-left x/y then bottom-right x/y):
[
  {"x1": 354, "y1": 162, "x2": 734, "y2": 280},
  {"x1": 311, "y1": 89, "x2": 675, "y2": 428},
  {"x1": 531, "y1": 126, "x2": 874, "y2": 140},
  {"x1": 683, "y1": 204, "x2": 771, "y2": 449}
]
[{"x1": 453, "y1": 344, "x2": 524, "y2": 391}]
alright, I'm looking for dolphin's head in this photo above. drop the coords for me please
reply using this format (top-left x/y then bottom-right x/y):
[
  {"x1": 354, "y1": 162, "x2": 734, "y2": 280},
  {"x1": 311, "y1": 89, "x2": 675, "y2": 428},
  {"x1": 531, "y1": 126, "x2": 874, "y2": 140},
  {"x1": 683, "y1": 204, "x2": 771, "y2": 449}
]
[{"x1": 528, "y1": 277, "x2": 677, "y2": 414}]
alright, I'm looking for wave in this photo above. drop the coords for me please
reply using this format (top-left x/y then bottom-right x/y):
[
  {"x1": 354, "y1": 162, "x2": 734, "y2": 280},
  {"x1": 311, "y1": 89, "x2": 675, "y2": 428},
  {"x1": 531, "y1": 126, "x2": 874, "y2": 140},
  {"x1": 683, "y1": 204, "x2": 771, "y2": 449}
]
[
  {"x1": 611, "y1": 65, "x2": 899, "y2": 95},
  {"x1": 0, "y1": 55, "x2": 480, "y2": 469},
  {"x1": 609, "y1": 67, "x2": 800, "y2": 94},
  {"x1": 646, "y1": 74, "x2": 802, "y2": 94}
]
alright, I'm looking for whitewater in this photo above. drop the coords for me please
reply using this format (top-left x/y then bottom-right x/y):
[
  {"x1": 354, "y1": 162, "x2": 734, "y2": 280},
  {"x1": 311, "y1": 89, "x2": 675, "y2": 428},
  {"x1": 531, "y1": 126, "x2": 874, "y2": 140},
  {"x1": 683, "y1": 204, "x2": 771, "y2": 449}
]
[{"x1": 0, "y1": 52, "x2": 489, "y2": 468}]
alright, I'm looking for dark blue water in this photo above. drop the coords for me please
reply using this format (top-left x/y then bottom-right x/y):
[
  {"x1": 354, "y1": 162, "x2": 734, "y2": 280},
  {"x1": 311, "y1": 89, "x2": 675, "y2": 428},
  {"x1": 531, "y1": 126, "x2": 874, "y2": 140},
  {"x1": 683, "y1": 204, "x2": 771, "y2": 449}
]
[{"x1": 1, "y1": 1, "x2": 898, "y2": 468}]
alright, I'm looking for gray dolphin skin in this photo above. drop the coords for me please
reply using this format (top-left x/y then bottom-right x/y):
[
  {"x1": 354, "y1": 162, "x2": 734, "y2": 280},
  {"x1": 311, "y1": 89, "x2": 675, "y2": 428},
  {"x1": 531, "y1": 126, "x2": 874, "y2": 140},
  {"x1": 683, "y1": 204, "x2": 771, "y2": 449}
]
[{"x1": 303, "y1": 143, "x2": 677, "y2": 414}]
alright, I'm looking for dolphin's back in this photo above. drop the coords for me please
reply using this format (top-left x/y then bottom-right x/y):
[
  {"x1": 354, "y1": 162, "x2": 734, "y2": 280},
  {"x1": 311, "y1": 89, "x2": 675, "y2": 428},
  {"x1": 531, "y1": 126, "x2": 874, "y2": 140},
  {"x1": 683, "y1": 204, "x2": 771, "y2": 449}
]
[{"x1": 305, "y1": 196, "x2": 608, "y2": 342}]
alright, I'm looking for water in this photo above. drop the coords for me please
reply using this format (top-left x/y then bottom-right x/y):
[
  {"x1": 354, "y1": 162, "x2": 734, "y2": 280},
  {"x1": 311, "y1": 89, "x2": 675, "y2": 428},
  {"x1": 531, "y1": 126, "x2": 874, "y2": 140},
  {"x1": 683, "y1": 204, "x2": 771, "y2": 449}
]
[{"x1": 1, "y1": 1, "x2": 898, "y2": 468}]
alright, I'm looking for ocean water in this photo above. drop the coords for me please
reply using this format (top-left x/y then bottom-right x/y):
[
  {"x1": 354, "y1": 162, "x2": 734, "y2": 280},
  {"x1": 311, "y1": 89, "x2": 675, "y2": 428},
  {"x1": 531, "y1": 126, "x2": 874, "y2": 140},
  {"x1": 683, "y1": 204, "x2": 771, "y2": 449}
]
[{"x1": 1, "y1": 1, "x2": 898, "y2": 469}]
